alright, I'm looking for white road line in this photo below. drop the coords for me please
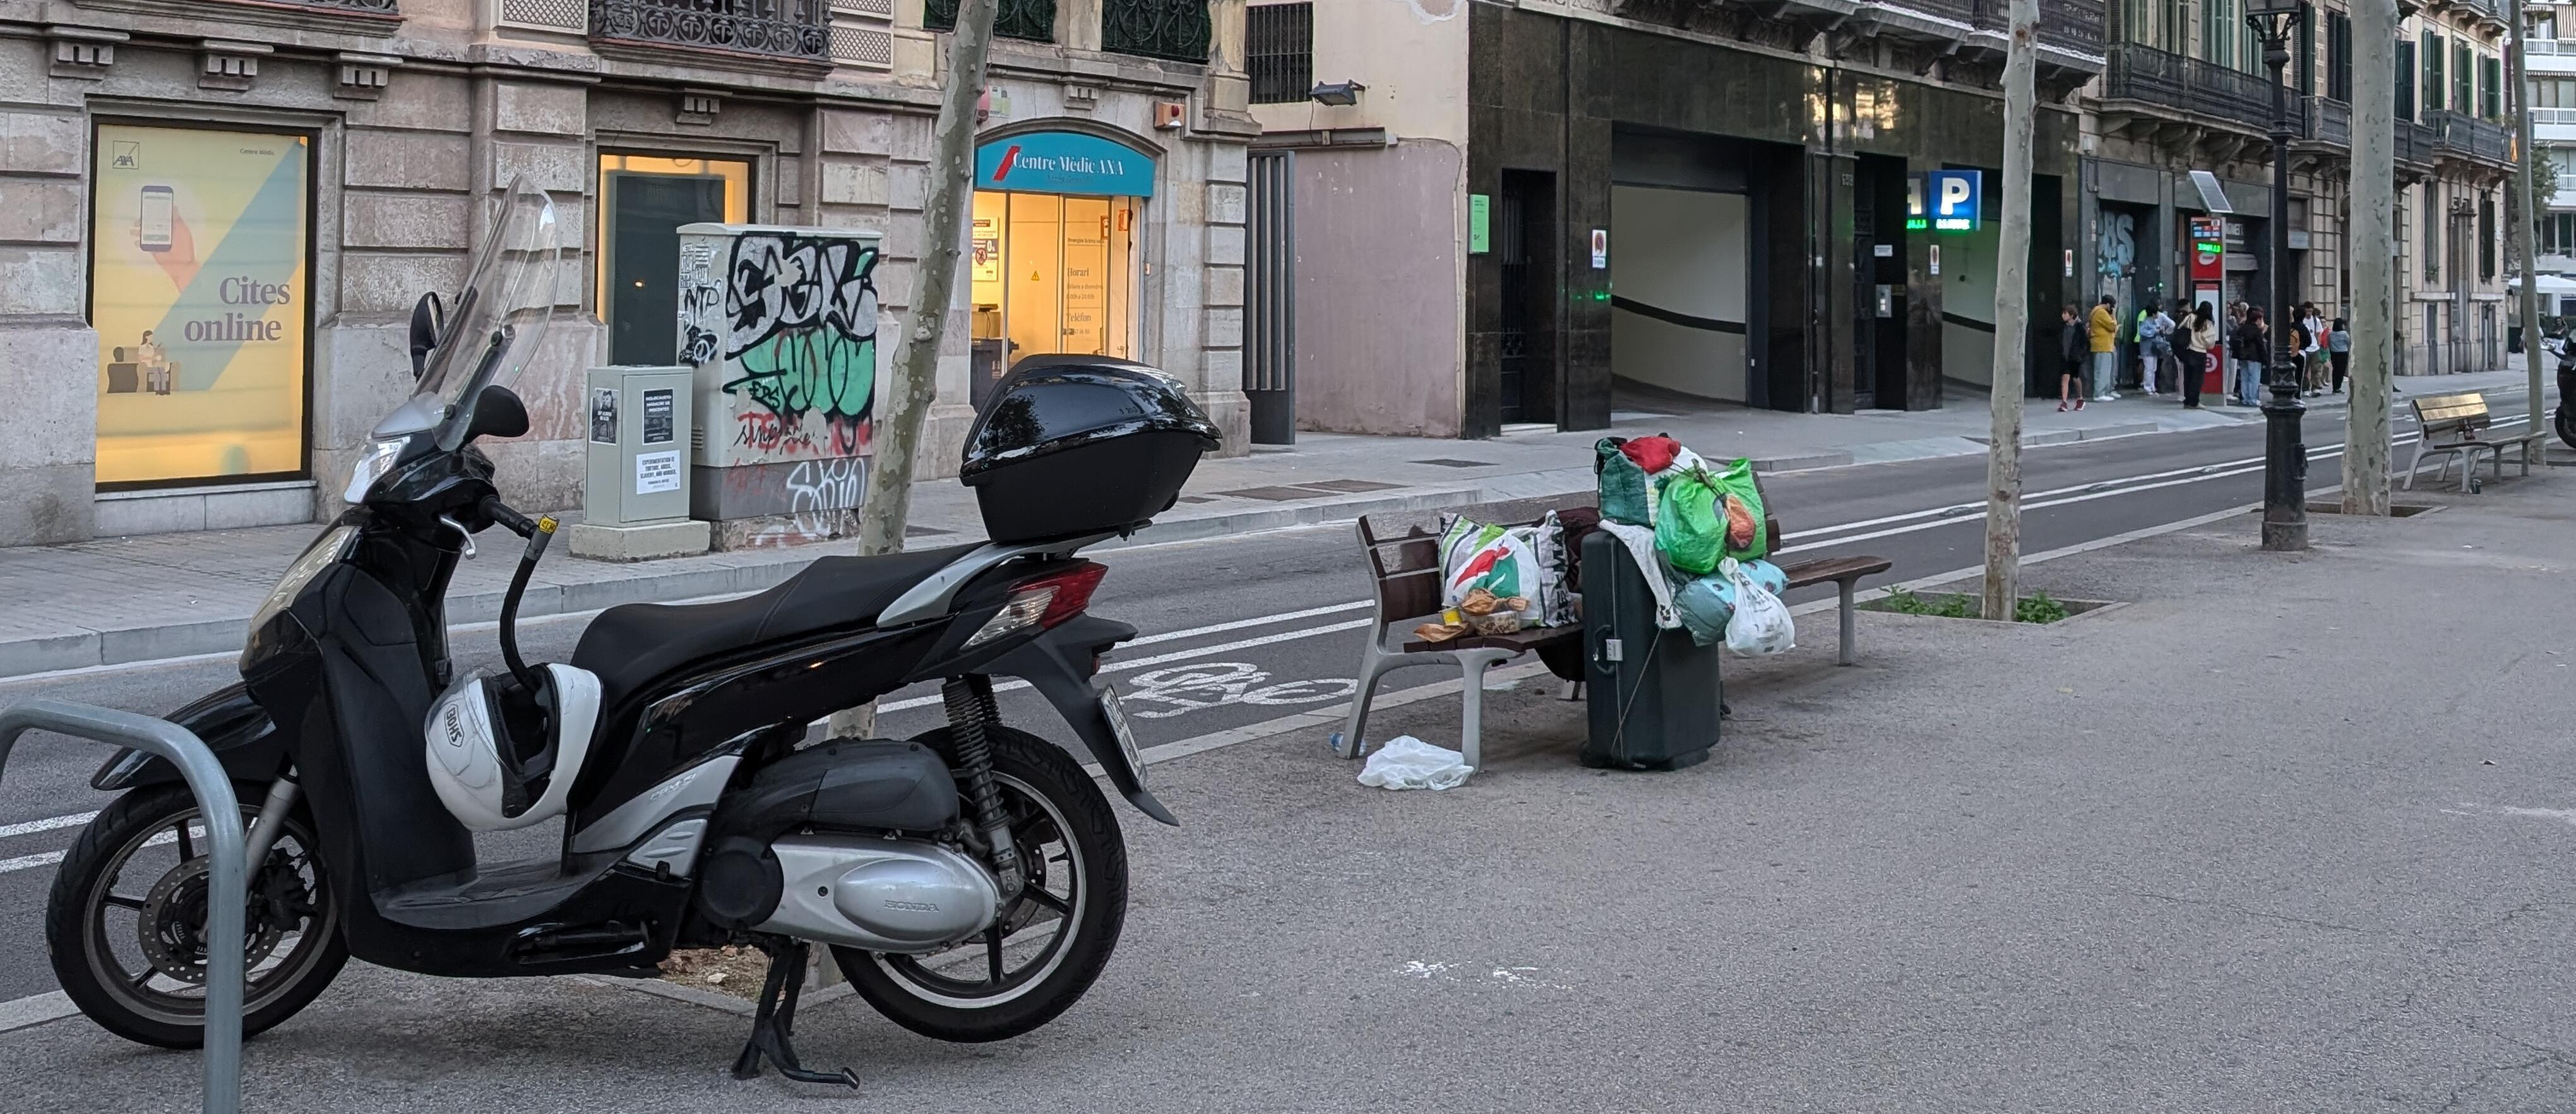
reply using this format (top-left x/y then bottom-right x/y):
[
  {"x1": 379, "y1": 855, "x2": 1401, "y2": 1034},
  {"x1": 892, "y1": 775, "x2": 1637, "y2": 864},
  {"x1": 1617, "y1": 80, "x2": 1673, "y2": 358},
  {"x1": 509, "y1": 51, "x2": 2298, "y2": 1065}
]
[
  {"x1": 0, "y1": 812, "x2": 95, "y2": 841},
  {"x1": 1120, "y1": 600, "x2": 1371, "y2": 647},
  {"x1": 0, "y1": 851, "x2": 64, "y2": 875}
]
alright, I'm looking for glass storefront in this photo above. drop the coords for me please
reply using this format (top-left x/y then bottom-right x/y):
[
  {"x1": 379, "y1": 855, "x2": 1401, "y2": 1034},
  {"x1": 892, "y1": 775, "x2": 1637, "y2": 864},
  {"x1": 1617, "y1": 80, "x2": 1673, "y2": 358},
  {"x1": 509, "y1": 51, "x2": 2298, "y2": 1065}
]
[
  {"x1": 89, "y1": 123, "x2": 312, "y2": 486},
  {"x1": 970, "y1": 191, "x2": 1140, "y2": 363},
  {"x1": 598, "y1": 154, "x2": 751, "y2": 365},
  {"x1": 967, "y1": 129, "x2": 1155, "y2": 406}
]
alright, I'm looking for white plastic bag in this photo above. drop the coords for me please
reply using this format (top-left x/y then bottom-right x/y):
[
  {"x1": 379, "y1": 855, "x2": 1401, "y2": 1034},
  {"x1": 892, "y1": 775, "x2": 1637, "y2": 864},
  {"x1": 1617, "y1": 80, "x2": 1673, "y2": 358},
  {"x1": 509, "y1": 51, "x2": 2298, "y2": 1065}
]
[
  {"x1": 1356, "y1": 735, "x2": 1472, "y2": 791},
  {"x1": 1720, "y1": 556, "x2": 1796, "y2": 657}
]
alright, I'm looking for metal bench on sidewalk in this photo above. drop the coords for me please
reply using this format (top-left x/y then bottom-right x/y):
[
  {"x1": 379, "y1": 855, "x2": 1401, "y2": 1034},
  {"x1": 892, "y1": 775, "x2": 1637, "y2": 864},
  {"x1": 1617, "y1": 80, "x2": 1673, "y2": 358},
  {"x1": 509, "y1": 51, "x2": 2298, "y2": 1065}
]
[
  {"x1": 1336, "y1": 496, "x2": 1891, "y2": 769},
  {"x1": 2407, "y1": 392, "x2": 2545, "y2": 493}
]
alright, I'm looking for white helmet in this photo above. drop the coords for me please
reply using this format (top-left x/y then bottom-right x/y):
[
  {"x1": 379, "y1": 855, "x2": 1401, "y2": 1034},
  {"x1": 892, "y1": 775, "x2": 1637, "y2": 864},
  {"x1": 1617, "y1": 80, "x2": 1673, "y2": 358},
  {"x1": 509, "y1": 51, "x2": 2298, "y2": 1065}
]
[{"x1": 422, "y1": 663, "x2": 601, "y2": 832}]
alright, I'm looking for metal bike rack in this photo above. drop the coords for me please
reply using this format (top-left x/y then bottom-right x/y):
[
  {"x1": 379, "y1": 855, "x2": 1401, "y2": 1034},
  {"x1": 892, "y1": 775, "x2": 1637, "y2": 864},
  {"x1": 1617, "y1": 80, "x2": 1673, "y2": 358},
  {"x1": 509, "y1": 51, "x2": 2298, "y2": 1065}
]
[{"x1": 0, "y1": 698, "x2": 244, "y2": 1114}]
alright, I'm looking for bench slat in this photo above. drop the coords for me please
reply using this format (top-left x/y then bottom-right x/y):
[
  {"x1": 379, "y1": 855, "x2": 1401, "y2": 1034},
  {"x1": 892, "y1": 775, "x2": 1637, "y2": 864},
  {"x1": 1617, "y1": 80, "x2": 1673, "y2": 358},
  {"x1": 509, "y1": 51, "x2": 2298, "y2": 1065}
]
[{"x1": 1780, "y1": 555, "x2": 1895, "y2": 587}]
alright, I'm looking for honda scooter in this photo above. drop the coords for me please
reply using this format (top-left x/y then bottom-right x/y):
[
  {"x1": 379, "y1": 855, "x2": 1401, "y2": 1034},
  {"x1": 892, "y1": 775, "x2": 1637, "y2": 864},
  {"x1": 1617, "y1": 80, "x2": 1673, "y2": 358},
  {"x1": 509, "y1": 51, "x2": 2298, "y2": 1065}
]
[{"x1": 44, "y1": 180, "x2": 1217, "y2": 1086}]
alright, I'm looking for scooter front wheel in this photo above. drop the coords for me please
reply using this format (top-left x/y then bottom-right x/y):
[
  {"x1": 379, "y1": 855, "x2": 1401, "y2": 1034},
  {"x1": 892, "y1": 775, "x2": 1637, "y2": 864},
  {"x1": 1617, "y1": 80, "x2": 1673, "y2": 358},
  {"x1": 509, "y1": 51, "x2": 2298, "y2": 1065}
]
[
  {"x1": 834, "y1": 725, "x2": 1128, "y2": 1042},
  {"x1": 44, "y1": 782, "x2": 348, "y2": 1049}
]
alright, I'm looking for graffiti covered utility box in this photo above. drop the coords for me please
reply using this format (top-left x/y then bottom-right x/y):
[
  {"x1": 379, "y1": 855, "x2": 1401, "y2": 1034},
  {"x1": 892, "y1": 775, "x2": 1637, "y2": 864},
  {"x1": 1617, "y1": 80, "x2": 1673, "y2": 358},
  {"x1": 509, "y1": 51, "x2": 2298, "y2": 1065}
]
[{"x1": 676, "y1": 223, "x2": 881, "y2": 549}]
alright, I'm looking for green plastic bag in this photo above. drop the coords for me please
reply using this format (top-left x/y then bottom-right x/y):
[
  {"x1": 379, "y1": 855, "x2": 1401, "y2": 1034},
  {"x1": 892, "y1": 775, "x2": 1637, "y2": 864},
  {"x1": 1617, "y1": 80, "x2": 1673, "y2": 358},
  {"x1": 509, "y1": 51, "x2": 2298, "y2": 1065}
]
[
  {"x1": 1654, "y1": 467, "x2": 1726, "y2": 575},
  {"x1": 1705, "y1": 457, "x2": 1769, "y2": 561},
  {"x1": 1596, "y1": 438, "x2": 1652, "y2": 525}
]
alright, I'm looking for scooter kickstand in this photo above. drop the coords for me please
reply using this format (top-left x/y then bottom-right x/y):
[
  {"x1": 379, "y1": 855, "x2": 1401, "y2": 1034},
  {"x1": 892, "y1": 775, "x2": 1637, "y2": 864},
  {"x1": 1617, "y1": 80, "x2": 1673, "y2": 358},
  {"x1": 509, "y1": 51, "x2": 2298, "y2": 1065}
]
[{"x1": 730, "y1": 940, "x2": 861, "y2": 1089}]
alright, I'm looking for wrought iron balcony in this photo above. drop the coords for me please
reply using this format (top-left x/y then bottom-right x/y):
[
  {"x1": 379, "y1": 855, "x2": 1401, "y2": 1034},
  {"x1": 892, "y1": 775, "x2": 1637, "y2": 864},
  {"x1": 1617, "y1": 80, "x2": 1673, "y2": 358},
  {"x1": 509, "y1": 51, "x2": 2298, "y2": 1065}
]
[
  {"x1": 2396, "y1": 119, "x2": 2440, "y2": 167},
  {"x1": 1102, "y1": 0, "x2": 1210, "y2": 62},
  {"x1": 2101, "y1": 43, "x2": 2275, "y2": 132},
  {"x1": 589, "y1": 0, "x2": 829, "y2": 61},
  {"x1": 1876, "y1": 0, "x2": 1976, "y2": 25},
  {"x1": 2303, "y1": 95, "x2": 2351, "y2": 146},
  {"x1": 923, "y1": 0, "x2": 1058, "y2": 41},
  {"x1": 2426, "y1": 109, "x2": 2512, "y2": 165},
  {"x1": 1970, "y1": 0, "x2": 2103, "y2": 57}
]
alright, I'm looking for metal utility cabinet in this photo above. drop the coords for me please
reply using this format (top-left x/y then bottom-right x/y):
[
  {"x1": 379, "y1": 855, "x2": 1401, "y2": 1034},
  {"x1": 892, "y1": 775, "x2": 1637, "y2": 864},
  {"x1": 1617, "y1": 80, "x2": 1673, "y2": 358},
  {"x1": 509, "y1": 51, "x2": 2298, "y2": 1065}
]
[{"x1": 568, "y1": 365, "x2": 710, "y2": 561}]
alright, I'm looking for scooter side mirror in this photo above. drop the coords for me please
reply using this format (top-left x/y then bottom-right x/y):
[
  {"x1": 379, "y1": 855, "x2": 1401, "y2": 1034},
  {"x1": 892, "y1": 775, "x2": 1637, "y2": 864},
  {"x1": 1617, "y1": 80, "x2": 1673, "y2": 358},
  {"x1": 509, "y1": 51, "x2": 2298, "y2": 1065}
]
[
  {"x1": 408, "y1": 292, "x2": 444, "y2": 381},
  {"x1": 465, "y1": 385, "x2": 530, "y2": 442}
]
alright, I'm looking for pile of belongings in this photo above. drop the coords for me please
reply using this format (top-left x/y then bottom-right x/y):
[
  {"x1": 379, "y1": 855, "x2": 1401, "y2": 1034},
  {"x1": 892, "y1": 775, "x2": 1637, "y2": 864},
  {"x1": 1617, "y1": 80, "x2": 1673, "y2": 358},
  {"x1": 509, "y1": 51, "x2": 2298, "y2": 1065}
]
[
  {"x1": 1594, "y1": 434, "x2": 1795, "y2": 655},
  {"x1": 1411, "y1": 512, "x2": 1579, "y2": 645}
]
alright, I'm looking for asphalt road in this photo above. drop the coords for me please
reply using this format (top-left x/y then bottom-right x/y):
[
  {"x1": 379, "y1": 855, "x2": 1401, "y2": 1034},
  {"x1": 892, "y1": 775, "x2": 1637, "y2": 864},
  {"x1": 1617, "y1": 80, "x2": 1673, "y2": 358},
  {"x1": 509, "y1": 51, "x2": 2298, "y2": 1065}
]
[{"x1": 0, "y1": 398, "x2": 2538, "y2": 1004}]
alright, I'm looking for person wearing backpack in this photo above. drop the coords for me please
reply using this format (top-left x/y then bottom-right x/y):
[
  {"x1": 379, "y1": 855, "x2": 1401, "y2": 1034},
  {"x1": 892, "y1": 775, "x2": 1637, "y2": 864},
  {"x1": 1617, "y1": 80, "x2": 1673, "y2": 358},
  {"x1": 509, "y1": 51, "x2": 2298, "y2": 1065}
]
[
  {"x1": 2231, "y1": 307, "x2": 2269, "y2": 407},
  {"x1": 2329, "y1": 316, "x2": 2352, "y2": 394},
  {"x1": 2138, "y1": 299, "x2": 2176, "y2": 395}
]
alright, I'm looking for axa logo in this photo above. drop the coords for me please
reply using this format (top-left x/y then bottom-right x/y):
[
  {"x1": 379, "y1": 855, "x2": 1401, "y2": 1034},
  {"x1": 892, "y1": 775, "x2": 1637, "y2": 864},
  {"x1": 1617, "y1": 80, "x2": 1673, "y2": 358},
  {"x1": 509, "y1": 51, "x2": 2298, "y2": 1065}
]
[{"x1": 989, "y1": 144, "x2": 1022, "y2": 184}]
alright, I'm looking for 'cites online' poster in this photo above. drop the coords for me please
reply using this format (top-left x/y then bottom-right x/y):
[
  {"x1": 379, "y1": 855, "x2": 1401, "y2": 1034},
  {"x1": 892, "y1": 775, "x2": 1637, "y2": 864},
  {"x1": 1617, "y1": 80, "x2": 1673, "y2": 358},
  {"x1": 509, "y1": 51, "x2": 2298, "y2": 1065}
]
[{"x1": 91, "y1": 124, "x2": 309, "y2": 485}]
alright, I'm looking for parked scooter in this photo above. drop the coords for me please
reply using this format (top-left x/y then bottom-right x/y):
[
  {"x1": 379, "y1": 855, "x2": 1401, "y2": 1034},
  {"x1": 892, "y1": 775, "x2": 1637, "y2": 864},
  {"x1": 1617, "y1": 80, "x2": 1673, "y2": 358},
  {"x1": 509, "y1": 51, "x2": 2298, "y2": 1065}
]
[{"x1": 44, "y1": 179, "x2": 1217, "y2": 1086}]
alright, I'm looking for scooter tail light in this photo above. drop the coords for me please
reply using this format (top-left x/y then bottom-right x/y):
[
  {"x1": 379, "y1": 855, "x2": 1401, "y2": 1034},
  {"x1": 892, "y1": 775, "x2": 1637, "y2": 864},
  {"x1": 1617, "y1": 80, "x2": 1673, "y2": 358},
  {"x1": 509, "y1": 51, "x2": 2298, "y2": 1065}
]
[{"x1": 960, "y1": 562, "x2": 1107, "y2": 650}]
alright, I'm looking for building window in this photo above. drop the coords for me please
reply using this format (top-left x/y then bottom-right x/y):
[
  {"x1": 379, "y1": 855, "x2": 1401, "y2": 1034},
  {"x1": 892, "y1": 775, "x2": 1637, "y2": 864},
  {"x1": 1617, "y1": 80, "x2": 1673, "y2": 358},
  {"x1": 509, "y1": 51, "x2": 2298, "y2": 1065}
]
[
  {"x1": 2327, "y1": 12, "x2": 2352, "y2": 102},
  {"x1": 2480, "y1": 193, "x2": 2497, "y2": 280},
  {"x1": 2398, "y1": 40, "x2": 2418, "y2": 119},
  {"x1": 2539, "y1": 80, "x2": 2576, "y2": 108},
  {"x1": 2454, "y1": 44, "x2": 2474, "y2": 117},
  {"x1": 2203, "y1": 0, "x2": 2236, "y2": 68},
  {"x1": 2424, "y1": 32, "x2": 2445, "y2": 113},
  {"x1": 2536, "y1": 11, "x2": 2561, "y2": 40},
  {"x1": 89, "y1": 123, "x2": 314, "y2": 488},
  {"x1": 2483, "y1": 56, "x2": 2503, "y2": 118},
  {"x1": 2424, "y1": 188, "x2": 2441, "y2": 282},
  {"x1": 2546, "y1": 212, "x2": 2576, "y2": 255},
  {"x1": 1246, "y1": 3, "x2": 1314, "y2": 105},
  {"x1": 597, "y1": 154, "x2": 753, "y2": 366}
]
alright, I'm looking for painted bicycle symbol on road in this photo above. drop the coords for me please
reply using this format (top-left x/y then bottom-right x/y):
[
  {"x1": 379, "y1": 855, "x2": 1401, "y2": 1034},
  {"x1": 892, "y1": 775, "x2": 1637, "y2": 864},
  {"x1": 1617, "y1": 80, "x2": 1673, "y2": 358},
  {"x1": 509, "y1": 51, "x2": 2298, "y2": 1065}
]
[{"x1": 1119, "y1": 662, "x2": 1355, "y2": 720}]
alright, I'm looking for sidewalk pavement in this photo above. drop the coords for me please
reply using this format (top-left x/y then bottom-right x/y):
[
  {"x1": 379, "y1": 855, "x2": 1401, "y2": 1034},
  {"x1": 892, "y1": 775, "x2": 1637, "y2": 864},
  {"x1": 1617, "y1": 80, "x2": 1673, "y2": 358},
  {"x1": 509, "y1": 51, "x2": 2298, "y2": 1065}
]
[
  {"x1": 0, "y1": 361, "x2": 2548, "y2": 681},
  {"x1": 7, "y1": 437, "x2": 2574, "y2": 1112}
]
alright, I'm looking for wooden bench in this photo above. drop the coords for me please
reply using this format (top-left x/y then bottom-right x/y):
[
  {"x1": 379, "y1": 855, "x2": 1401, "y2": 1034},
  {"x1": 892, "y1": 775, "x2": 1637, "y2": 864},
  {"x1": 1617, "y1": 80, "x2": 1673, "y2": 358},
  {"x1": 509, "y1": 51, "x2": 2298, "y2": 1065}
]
[
  {"x1": 2408, "y1": 392, "x2": 2546, "y2": 492},
  {"x1": 1335, "y1": 494, "x2": 1892, "y2": 770}
]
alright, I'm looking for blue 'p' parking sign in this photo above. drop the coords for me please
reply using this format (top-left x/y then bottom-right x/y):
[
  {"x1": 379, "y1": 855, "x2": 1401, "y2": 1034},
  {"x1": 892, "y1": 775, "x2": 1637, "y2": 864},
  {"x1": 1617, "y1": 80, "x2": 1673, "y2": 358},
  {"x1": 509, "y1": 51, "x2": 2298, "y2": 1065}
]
[{"x1": 1905, "y1": 169, "x2": 1984, "y2": 232}]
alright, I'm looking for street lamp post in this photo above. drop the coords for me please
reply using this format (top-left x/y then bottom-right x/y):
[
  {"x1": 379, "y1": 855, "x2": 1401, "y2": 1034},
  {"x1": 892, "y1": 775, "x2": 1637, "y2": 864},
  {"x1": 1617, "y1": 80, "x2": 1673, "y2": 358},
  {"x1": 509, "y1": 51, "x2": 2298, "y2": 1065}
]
[{"x1": 2248, "y1": 0, "x2": 2310, "y2": 551}]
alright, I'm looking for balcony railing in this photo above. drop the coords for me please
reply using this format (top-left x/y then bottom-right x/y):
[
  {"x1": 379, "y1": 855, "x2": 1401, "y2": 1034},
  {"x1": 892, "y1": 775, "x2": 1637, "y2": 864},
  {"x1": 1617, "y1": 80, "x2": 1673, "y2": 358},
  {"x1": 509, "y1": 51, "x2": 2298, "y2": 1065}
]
[
  {"x1": 923, "y1": 0, "x2": 1058, "y2": 41},
  {"x1": 2102, "y1": 43, "x2": 2275, "y2": 131},
  {"x1": 2397, "y1": 118, "x2": 2439, "y2": 165},
  {"x1": 589, "y1": 0, "x2": 828, "y2": 59},
  {"x1": 1884, "y1": 0, "x2": 1977, "y2": 25},
  {"x1": 1102, "y1": 0, "x2": 1210, "y2": 62},
  {"x1": 1971, "y1": 0, "x2": 2104, "y2": 56},
  {"x1": 2427, "y1": 109, "x2": 2512, "y2": 164},
  {"x1": 2305, "y1": 95, "x2": 2350, "y2": 146}
]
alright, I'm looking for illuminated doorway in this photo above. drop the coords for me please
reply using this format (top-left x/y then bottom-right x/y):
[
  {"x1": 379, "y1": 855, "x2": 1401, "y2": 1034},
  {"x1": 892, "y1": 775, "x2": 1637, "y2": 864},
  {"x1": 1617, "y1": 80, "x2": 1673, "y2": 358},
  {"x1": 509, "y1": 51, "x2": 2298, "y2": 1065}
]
[
  {"x1": 969, "y1": 190, "x2": 1139, "y2": 404},
  {"x1": 599, "y1": 154, "x2": 751, "y2": 365}
]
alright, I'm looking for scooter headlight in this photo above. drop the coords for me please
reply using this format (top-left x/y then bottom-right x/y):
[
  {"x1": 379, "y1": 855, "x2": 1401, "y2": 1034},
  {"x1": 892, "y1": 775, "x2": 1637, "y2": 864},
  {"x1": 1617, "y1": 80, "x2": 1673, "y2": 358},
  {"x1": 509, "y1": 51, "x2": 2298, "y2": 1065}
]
[{"x1": 343, "y1": 437, "x2": 408, "y2": 505}]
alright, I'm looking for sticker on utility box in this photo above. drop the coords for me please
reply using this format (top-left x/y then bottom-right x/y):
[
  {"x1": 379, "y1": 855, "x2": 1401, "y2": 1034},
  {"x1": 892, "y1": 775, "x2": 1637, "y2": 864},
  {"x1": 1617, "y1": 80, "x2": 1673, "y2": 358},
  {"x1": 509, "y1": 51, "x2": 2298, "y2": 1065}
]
[
  {"x1": 589, "y1": 388, "x2": 617, "y2": 444},
  {"x1": 635, "y1": 450, "x2": 681, "y2": 494},
  {"x1": 641, "y1": 388, "x2": 675, "y2": 445}
]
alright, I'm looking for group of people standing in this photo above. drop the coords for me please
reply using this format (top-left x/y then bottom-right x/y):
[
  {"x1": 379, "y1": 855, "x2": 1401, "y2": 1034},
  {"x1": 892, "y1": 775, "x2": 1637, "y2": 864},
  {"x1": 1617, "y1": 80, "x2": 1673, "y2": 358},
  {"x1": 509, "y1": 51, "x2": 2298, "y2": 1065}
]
[{"x1": 2059, "y1": 296, "x2": 2351, "y2": 412}]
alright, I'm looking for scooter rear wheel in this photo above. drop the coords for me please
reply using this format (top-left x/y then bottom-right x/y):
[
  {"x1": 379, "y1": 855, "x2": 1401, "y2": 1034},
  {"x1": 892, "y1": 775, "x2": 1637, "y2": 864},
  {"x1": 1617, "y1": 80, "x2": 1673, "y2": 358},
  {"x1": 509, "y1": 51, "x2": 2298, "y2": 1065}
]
[
  {"x1": 2556, "y1": 406, "x2": 2575, "y2": 450},
  {"x1": 45, "y1": 782, "x2": 347, "y2": 1049},
  {"x1": 833, "y1": 725, "x2": 1127, "y2": 1043}
]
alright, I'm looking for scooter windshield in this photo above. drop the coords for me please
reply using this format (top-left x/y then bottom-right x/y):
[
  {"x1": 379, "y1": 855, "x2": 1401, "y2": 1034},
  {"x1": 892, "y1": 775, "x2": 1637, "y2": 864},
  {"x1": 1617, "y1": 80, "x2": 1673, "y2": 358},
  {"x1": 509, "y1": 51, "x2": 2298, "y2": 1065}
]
[{"x1": 410, "y1": 179, "x2": 563, "y2": 450}]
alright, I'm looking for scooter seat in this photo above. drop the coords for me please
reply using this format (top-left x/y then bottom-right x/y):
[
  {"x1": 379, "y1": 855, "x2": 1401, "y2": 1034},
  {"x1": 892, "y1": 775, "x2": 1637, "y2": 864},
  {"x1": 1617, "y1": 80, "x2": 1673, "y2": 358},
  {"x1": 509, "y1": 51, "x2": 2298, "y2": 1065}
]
[{"x1": 573, "y1": 542, "x2": 979, "y2": 712}]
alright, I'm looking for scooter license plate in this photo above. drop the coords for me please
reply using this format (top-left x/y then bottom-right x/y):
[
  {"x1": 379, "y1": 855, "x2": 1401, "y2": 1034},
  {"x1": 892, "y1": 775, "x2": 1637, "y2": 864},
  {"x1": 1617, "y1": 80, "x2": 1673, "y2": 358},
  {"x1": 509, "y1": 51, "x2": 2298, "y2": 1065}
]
[{"x1": 1095, "y1": 681, "x2": 1146, "y2": 784}]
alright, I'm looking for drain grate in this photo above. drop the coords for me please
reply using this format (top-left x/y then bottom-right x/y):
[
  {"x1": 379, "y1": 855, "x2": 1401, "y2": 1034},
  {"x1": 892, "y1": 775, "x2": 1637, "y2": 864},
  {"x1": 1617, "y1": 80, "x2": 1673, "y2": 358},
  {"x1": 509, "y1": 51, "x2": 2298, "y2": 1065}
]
[
  {"x1": 1215, "y1": 485, "x2": 1332, "y2": 501},
  {"x1": 1295, "y1": 479, "x2": 1405, "y2": 493},
  {"x1": 1412, "y1": 458, "x2": 1498, "y2": 469}
]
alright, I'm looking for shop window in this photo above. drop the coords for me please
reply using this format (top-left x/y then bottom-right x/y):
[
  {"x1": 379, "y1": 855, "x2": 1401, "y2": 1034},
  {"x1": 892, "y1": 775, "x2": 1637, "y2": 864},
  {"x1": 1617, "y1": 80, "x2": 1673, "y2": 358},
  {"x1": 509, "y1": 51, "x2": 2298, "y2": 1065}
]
[
  {"x1": 598, "y1": 154, "x2": 751, "y2": 366},
  {"x1": 1246, "y1": 3, "x2": 1314, "y2": 105},
  {"x1": 89, "y1": 123, "x2": 313, "y2": 487},
  {"x1": 969, "y1": 190, "x2": 1140, "y2": 384}
]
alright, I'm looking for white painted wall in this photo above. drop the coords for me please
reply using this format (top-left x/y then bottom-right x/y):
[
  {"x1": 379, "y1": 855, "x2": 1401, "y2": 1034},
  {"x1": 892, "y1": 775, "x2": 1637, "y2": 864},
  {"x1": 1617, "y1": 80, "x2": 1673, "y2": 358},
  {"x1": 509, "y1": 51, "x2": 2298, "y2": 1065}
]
[
  {"x1": 1938, "y1": 220, "x2": 2002, "y2": 388},
  {"x1": 1609, "y1": 186, "x2": 1748, "y2": 401}
]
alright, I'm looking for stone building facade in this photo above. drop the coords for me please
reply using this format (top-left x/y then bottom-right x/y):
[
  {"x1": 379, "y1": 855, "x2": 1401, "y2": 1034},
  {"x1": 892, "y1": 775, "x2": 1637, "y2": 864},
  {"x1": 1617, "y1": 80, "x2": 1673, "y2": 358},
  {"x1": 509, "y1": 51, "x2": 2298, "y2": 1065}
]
[
  {"x1": 0, "y1": 0, "x2": 1255, "y2": 547},
  {"x1": 2087, "y1": 0, "x2": 2517, "y2": 383}
]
